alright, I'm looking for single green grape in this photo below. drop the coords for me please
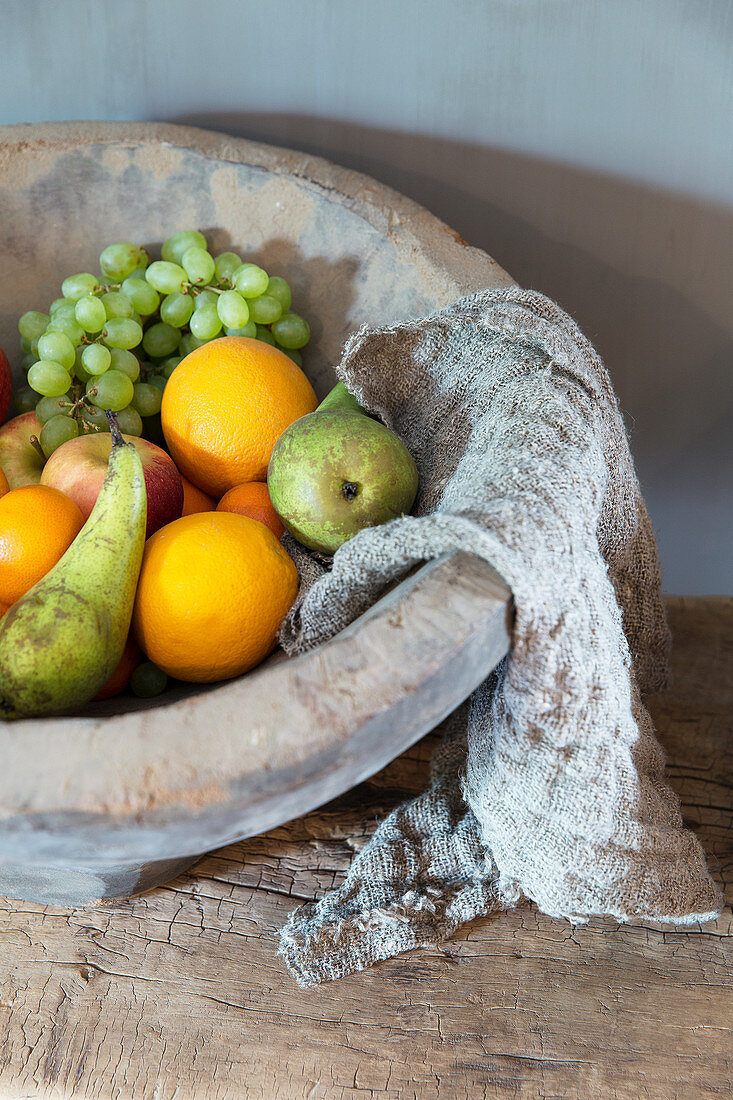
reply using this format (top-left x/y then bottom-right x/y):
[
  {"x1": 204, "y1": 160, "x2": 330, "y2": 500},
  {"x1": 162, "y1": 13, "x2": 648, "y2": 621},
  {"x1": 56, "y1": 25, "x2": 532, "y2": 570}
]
[
  {"x1": 142, "y1": 322, "x2": 180, "y2": 358},
  {"x1": 214, "y1": 251, "x2": 241, "y2": 283},
  {"x1": 266, "y1": 276, "x2": 292, "y2": 312},
  {"x1": 101, "y1": 291, "x2": 135, "y2": 320},
  {"x1": 130, "y1": 661, "x2": 168, "y2": 698},
  {"x1": 161, "y1": 230, "x2": 207, "y2": 265},
  {"x1": 73, "y1": 346, "x2": 92, "y2": 384},
  {"x1": 21, "y1": 353, "x2": 37, "y2": 373},
  {"x1": 160, "y1": 292, "x2": 194, "y2": 328},
  {"x1": 217, "y1": 290, "x2": 250, "y2": 329},
  {"x1": 46, "y1": 314, "x2": 84, "y2": 346},
  {"x1": 86, "y1": 370, "x2": 135, "y2": 412},
  {"x1": 109, "y1": 348, "x2": 141, "y2": 382},
  {"x1": 40, "y1": 413, "x2": 80, "y2": 458},
  {"x1": 193, "y1": 288, "x2": 218, "y2": 311},
  {"x1": 20, "y1": 336, "x2": 32, "y2": 354},
  {"x1": 225, "y1": 322, "x2": 257, "y2": 339},
  {"x1": 37, "y1": 331, "x2": 76, "y2": 371},
  {"x1": 145, "y1": 261, "x2": 187, "y2": 295},
  {"x1": 178, "y1": 333, "x2": 205, "y2": 357},
  {"x1": 36, "y1": 394, "x2": 74, "y2": 424},
  {"x1": 121, "y1": 277, "x2": 160, "y2": 316},
  {"x1": 18, "y1": 311, "x2": 50, "y2": 342},
  {"x1": 12, "y1": 386, "x2": 40, "y2": 415},
  {"x1": 81, "y1": 404, "x2": 110, "y2": 431},
  {"x1": 248, "y1": 294, "x2": 283, "y2": 325},
  {"x1": 75, "y1": 295, "x2": 107, "y2": 333},
  {"x1": 103, "y1": 318, "x2": 143, "y2": 350},
  {"x1": 160, "y1": 356, "x2": 182, "y2": 378},
  {"x1": 131, "y1": 381, "x2": 163, "y2": 418},
  {"x1": 49, "y1": 298, "x2": 69, "y2": 315},
  {"x1": 189, "y1": 305, "x2": 222, "y2": 341},
  {"x1": 99, "y1": 242, "x2": 148, "y2": 281},
  {"x1": 61, "y1": 273, "x2": 98, "y2": 301},
  {"x1": 233, "y1": 264, "x2": 269, "y2": 298},
  {"x1": 181, "y1": 246, "x2": 215, "y2": 284},
  {"x1": 116, "y1": 406, "x2": 144, "y2": 436},
  {"x1": 82, "y1": 343, "x2": 112, "y2": 376},
  {"x1": 255, "y1": 325, "x2": 276, "y2": 346},
  {"x1": 28, "y1": 360, "x2": 72, "y2": 397},
  {"x1": 271, "y1": 311, "x2": 310, "y2": 349},
  {"x1": 147, "y1": 373, "x2": 167, "y2": 394},
  {"x1": 283, "y1": 349, "x2": 303, "y2": 368}
]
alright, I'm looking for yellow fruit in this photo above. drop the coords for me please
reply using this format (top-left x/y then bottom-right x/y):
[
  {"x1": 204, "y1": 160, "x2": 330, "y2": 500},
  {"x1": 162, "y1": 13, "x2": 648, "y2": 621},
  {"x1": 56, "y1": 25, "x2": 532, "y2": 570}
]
[
  {"x1": 161, "y1": 336, "x2": 317, "y2": 497},
  {"x1": 132, "y1": 512, "x2": 299, "y2": 682}
]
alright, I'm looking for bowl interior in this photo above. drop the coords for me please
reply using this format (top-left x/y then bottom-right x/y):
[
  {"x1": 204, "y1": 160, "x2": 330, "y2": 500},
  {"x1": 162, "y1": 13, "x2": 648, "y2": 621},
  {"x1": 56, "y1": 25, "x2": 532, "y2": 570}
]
[{"x1": 0, "y1": 132, "x2": 465, "y2": 395}]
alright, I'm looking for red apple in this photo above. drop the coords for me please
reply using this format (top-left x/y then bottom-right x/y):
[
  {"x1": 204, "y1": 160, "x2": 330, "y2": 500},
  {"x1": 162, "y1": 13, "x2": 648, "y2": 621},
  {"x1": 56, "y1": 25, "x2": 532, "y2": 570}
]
[
  {"x1": 0, "y1": 412, "x2": 44, "y2": 488},
  {"x1": 0, "y1": 347, "x2": 12, "y2": 425},
  {"x1": 41, "y1": 433, "x2": 184, "y2": 539}
]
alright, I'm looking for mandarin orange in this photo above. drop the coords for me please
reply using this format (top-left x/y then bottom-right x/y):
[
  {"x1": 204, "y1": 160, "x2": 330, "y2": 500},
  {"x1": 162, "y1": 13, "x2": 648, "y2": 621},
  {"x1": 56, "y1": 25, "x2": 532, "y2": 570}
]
[
  {"x1": 180, "y1": 473, "x2": 217, "y2": 516},
  {"x1": 0, "y1": 468, "x2": 9, "y2": 498},
  {"x1": 0, "y1": 485, "x2": 84, "y2": 604},
  {"x1": 132, "y1": 511, "x2": 299, "y2": 683},
  {"x1": 216, "y1": 481, "x2": 285, "y2": 539},
  {"x1": 161, "y1": 336, "x2": 317, "y2": 497}
]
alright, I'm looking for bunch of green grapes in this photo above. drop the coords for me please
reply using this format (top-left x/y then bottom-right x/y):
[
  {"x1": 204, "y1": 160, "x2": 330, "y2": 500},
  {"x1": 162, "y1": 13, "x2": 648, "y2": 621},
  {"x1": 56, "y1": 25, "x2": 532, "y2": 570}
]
[{"x1": 15, "y1": 230, "x2": 311, "y2": 459}]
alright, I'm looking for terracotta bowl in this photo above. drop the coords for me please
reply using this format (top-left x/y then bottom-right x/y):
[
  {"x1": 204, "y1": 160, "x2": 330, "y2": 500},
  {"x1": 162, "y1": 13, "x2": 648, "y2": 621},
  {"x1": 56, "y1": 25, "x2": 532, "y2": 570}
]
[{"x1": 0, "y1": 122, "x2": 512, "y2": 906}]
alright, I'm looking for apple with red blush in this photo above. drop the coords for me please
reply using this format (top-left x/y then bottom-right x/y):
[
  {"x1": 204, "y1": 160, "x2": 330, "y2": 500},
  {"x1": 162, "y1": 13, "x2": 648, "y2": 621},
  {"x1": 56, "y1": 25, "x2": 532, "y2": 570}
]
[
  {"x1": 0, "y1": 412, "x2": 44, "y2": 488},
  {"x1": 41, "y1": 433, "x2": 184, "y2": 538}
]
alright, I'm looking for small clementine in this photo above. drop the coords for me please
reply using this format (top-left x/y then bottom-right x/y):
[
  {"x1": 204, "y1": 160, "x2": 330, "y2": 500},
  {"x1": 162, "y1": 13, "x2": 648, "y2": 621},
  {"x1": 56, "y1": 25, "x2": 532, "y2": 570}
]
[
  {"x1": 180, "y1": 473, "x2": 217, "y2": 516},
  {"x1": 0, "y1": 485, "x2": 84, "y2": 604},
  {"x1": 161, "y1": 336, "x2": 317, "y2": 497},
  {"x1": 217, "y1": 481, "x2": 285, "y2": 539},
  {"x1": 0, "y1": 468, "x2": 9, "y2": 498},
  {"x1": 132, "y1": 511, "x2": 299, "y2": 683}
]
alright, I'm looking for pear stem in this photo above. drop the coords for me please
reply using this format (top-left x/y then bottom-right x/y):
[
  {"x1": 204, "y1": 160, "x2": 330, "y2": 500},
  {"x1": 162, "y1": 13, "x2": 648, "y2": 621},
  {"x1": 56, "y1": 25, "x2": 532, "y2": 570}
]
[{"x1": 105, "y1": 410, "x2": 125, "y2": 446}]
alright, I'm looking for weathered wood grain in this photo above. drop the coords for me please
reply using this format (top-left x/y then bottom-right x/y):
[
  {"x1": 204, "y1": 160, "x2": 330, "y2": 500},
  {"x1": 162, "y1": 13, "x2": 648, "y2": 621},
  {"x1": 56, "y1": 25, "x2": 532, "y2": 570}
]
[{"x1": 0, "y1": 596, "x2": 731, "y2": 1099}]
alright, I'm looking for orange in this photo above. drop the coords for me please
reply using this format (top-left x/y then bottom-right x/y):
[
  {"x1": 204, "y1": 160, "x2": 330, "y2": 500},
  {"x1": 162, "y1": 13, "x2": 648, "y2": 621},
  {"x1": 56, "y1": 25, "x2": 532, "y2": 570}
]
[
  {"x1": 0, "y1": 485, "x2": 85, "y2": 604},
  {"x1": 0, "y1": 600, "x2": 9, "y2": 618},
  {"x1": 217, "y1": 481, "x2": 285, "y2": 539},
  {"x1": 94, "y1": 635, "x2": 142, "y2": 700},
  {"x1": 180, "y1": 473, "x2": 217, "y2": 516},
  {"x1": 0, "y1": 468, "x2": 8, "y2": 498},
  {"x1": 161, "y1": 336, "x2": 317, "y2": 497},
  {"x1": 132, "y1": 512, "x2": 299, "y2": 683}
]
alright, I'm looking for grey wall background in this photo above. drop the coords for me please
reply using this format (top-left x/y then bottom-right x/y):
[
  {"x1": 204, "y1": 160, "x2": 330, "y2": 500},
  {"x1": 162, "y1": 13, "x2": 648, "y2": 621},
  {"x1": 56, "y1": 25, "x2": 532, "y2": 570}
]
[{"x1": 3, "y1": 0, "x2": 731, "y2": 592}]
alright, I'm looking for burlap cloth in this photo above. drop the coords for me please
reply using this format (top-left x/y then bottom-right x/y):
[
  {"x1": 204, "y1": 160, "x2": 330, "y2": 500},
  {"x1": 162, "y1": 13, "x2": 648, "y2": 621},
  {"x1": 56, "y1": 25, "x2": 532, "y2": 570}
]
[{"x1": 277, "y1": 288, "x2": 722, "y2": 986}]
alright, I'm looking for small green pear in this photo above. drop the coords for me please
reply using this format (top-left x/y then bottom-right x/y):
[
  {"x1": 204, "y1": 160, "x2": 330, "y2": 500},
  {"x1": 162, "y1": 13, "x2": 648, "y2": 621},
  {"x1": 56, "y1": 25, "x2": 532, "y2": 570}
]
[{"x1": 268, "y1": 408, "x2": 418, "y2": 554}]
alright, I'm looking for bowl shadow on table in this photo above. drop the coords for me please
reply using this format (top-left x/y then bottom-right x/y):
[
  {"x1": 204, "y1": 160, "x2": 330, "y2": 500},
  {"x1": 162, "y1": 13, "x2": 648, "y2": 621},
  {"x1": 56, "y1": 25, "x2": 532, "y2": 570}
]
[{"x1": 80, "y1": 240, "x2": 358, "y2": 719}]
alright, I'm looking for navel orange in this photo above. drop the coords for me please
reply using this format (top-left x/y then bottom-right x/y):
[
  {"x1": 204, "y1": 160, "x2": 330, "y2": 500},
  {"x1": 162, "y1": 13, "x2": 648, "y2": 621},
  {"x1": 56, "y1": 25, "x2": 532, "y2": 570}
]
[
  {"x1": 0, "y1": 485, "x2": 85, "y2": 604},
  {"x1": 216, "y1": 481, "x2": 285, "y2": 539},
  {"x1": 161, "y1": 336, "x2": 317, "y2": 497},
  {"x1": 132, "y1": 511, "x2": 299, "y2": 682}
]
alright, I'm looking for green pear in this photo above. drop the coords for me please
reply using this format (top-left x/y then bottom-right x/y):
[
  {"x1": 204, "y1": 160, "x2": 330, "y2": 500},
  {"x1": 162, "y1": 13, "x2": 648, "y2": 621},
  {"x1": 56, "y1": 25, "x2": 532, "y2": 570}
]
[
  {"x1": 315, "y1": 380, "x2": 369, "y2": 416},
  {"x1": 267, "y1": 408, "x2": 418, "y2": 554},
  {"x1": 0, "y1": 413, "x2": 147, "y2": 718}
]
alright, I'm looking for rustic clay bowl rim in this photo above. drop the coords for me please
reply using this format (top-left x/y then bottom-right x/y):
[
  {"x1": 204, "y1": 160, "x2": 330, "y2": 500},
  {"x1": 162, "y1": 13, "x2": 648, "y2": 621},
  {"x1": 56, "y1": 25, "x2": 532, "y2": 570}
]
[{"x1": 0, "y1": 121, "x2": 512, "y2": 836}]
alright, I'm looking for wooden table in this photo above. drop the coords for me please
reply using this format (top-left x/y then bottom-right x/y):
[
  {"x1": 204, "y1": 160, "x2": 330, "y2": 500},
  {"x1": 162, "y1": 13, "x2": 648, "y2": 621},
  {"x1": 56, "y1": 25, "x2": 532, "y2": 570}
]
[{"x1": 1, "y1": 597, "x2": 731, "y2": 1099}]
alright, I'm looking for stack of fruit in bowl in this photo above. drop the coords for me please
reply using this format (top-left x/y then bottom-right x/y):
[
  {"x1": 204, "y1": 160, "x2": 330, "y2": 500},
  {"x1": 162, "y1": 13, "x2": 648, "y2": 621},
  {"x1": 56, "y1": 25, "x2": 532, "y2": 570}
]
[{"x1": 0, "y1": 231, "x2": 419, "y2": 720}]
